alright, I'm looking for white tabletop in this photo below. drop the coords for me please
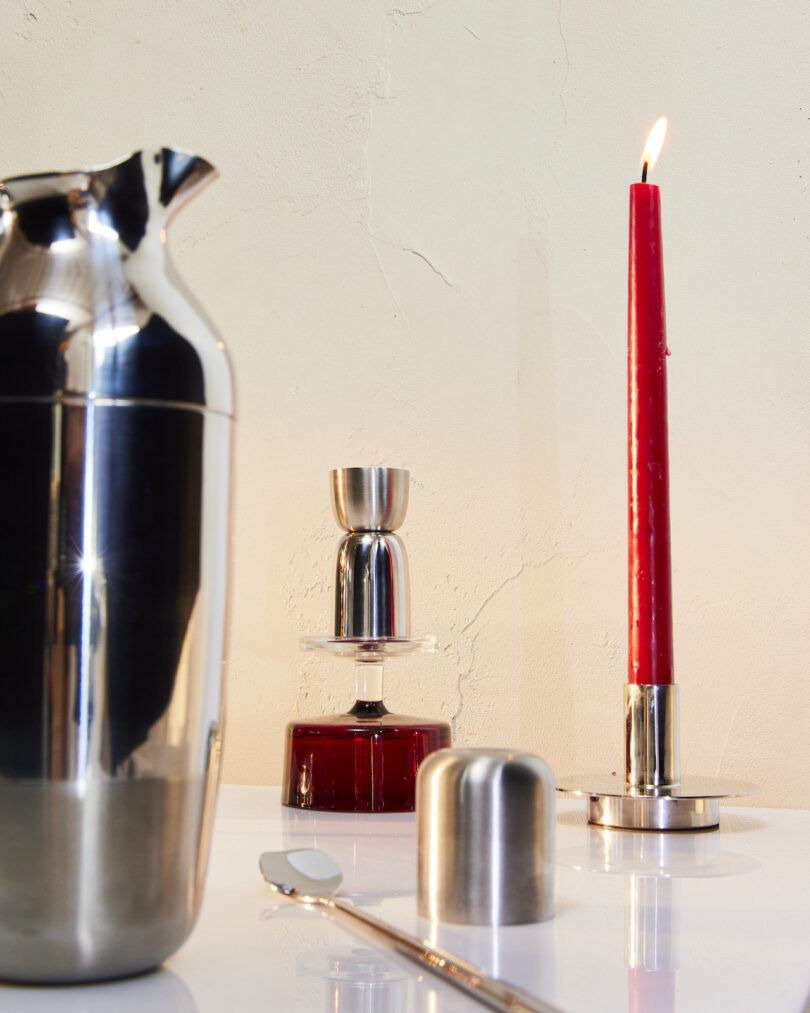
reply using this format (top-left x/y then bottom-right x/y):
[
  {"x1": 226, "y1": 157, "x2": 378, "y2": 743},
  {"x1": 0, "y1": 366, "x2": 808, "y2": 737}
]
[{"x1": 2, "y1": 786, "x2": 808, "y2": 1012}]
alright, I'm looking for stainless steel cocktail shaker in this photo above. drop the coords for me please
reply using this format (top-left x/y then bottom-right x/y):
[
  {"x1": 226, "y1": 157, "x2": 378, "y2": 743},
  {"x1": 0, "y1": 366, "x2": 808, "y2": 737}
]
[{"x1": 0, "y1": 149, "x2": 233, "y2": 982}]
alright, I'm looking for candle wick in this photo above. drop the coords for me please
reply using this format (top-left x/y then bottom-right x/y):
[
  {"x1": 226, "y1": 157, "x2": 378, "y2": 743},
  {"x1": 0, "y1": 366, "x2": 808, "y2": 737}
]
[{"x1": 641, "y1": 161, "x2": 649, "y2": 183}]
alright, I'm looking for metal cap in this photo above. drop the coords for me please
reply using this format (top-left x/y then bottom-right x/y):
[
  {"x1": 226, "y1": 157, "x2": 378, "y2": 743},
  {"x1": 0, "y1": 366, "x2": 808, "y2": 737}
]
[
  {"x1": 331, "y1": 468, "x2": 409, "y2": 532},
  {"x1": 416, "y1": 748, "x2": 555, "y2": 926},
  {"x1": 334, "y1": 531, "x2": 410, "y2": 639}
]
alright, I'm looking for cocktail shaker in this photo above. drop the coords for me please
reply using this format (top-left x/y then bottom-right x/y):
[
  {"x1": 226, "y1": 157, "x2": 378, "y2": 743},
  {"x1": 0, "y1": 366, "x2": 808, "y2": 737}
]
[{"x1": 0, "y1": 149, "x2": 233, "y2": 982}]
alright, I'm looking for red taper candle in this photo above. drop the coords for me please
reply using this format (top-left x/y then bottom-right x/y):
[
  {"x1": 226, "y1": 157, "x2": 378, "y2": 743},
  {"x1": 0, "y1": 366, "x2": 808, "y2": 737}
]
[{"x1": 628, "y1": 118, "x2": 674, "y2": 686}]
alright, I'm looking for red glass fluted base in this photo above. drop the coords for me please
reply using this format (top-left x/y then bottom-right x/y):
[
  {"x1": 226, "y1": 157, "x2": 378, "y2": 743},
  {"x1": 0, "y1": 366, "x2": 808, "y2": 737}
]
[{"x1": 282, "y1": 702, "x2": 451, "y2": 813}]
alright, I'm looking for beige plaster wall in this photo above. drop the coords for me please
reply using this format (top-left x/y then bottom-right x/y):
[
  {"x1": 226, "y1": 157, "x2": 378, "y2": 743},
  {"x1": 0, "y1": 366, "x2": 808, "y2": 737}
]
[{"x1": 2, "y1": 0, "x2": 807, "y2": 806}]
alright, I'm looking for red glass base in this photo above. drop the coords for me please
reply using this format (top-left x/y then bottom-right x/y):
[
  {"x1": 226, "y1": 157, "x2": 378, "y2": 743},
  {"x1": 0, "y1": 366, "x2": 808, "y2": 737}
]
[{"x1": 282, "y1": 702, "x2": 451, "y2": 813}]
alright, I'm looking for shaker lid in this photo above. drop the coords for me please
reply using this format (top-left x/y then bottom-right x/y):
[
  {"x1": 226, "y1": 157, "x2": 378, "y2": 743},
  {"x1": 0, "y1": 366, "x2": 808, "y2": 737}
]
[{"x1": 0, "y1": 148, "x2": 232, "y2": 414}]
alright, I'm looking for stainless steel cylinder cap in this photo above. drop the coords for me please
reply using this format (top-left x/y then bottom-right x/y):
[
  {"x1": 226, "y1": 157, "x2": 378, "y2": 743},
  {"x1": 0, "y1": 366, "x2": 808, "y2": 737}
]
[
  {"x1": 331, "y1": 468, "x2": 409, "y2": 532},
  {"x1": 416, "y1": 748, "x2": 555, "y2": 926}
]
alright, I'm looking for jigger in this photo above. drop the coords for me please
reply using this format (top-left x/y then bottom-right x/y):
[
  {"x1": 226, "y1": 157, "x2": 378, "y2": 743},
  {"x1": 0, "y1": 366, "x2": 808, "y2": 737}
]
[{"x1": 332, "y1": 467, "x2": 410, "y2": 640}]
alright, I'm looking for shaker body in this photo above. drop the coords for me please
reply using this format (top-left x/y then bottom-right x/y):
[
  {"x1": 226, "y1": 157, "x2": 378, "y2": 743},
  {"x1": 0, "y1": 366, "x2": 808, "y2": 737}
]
[
  {"x1": 0, "y1": 397, "x2": 231, "y2": 982},
  {"x1": 0, "y1": 148, "x2": 233, "y2": 982}
]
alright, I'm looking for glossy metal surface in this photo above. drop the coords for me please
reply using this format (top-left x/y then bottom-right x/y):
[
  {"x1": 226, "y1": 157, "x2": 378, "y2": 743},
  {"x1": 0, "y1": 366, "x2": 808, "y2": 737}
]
[
  {"x1": 558, "y1": 683, "x2": 757, "y2": 830},
  {"x1": 331, "y1": 467, "x2": 409, "y2": 532},
  {"x1": 416, "y1": 749, "x2": 555, "y2": 926},
  {"x1": 557, "y1": 775, "x2": 758, "y2": 831},
  {"x1": 0, "y1": 150, "x2": 232, "y2": 982},
  {"x1": 0, "y1": 149, "x2": 232, "y2": 412},
  {"x1": 260, "y1": 849, "x2": 560, "y2": 1013},
  {"x1": 334, "y1": 531, "x2": 410, "y2": 639},
  {"x1": 588, "y1": 791, "x2": 720, "y2": 831},
  {"x1": 626, "y1": 683, "x2": 679, "y2": 788}
]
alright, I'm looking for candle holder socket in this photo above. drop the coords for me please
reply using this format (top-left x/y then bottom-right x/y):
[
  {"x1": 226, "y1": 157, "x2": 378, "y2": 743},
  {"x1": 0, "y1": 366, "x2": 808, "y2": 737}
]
[{"x1": 556, "y1": 685, "x2": 757, "y2": 831}]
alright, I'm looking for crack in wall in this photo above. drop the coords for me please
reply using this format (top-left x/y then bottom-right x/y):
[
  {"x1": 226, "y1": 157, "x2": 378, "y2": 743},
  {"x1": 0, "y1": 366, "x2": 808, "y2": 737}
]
[
  {"x1": 363, "y1": 4, "x2": 460, "y2": 317},
  {"x1": 387, "y1": 1, "x2": 441, "y2": 17},
  {"x1": 176, "y1": 194, "x2": 295, "y2": 253},
  {"x1": 450, "y1": 628, "x2": 478, "y2": 738},
  {"x1": 449, "y1": 552, "x2": 567, "y2": 647},
  {"x1": 443, "y1": 552, "x2": 570, "y2": 735},
  {"x1": 371, "y1": 231, "x2": 457, "y2": 290},
  {"x1": 360, "y1": 9, "x2": 408, "y2": 322},
  {"x1": 368, "y1": 238, "x2": 409, "y2": 323},
  {"x1": 458, "y1": 565, "x2": 526, "y2": 639},
  {"x1": 402, "y1": 246, "x2": 455, "y2": 287},
  {"x1": 294, "y1": 680, "x2": 309, "y2": 718}
]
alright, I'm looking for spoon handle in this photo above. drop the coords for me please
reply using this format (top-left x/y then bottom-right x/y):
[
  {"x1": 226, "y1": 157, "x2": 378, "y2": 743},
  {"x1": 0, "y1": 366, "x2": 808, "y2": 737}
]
[{"x1": 320, "y1": 896, "x2": 561, "y2": 1013}]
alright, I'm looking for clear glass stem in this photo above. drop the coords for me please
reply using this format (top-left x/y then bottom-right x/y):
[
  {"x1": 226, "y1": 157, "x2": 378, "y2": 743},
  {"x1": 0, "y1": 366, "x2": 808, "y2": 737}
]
[{"x1": 354, "y1": 660, "x2": 384, "y2": 703}]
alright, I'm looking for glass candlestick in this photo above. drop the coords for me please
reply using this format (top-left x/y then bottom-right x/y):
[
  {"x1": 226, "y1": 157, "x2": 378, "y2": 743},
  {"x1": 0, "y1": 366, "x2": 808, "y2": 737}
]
[
  {"x1": 281, "y1": 468, "x2": 451, "y2": 813},
  {"x1": 283, "y1": 647, "x2": 450, "y2": 813}
]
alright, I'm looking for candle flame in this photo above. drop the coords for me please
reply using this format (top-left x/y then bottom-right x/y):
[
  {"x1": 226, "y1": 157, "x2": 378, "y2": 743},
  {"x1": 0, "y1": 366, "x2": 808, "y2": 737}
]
[{"x1": 641, "y1": 117, "x2": 667, "y2": 175}]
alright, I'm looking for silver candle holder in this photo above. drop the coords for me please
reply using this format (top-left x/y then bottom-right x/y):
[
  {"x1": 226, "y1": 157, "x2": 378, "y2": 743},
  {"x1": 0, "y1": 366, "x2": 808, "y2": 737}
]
[{"x1": 557, "y1": 684, "x2": 757, "y2": 831}]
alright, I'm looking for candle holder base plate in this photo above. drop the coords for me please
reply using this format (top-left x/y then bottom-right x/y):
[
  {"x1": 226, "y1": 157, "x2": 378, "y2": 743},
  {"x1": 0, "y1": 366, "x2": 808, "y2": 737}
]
[{"x1": 556, "y1": 775, "x2": 758, "y2": 831}]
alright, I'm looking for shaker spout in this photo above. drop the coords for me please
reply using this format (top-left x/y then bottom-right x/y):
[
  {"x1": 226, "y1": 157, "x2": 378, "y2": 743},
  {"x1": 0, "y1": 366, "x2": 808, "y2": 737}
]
[
  {"x1": 83, "y1": 148, "x2": 217, "y2": 249},
  {"x1": 0, "y1": 147, "x2": 231, "y2": 413},
  {"x1": 0, "y1": 149, "x2": 217, "y2": 254},
  {"x1": 153, "y1": 148, "x2": 218, "y2": 216}
]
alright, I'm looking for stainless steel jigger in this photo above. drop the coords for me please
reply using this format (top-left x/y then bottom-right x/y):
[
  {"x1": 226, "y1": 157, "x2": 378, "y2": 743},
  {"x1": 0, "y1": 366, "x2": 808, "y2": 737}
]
[
  {"x1": 301, "y1": 467, "x2": 435, "y2": 658},
  {"x1": 557, "y1": 685, "x2": 758, "y2": 831},
  {"x1": 332, "y1": 467, "x2": 410, "y2": 641}
]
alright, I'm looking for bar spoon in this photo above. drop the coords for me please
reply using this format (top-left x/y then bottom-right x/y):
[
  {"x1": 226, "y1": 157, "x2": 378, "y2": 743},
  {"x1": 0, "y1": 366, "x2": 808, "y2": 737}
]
[{"x1": 259, "y1": 849, "x2": 561, "y2": 1013}]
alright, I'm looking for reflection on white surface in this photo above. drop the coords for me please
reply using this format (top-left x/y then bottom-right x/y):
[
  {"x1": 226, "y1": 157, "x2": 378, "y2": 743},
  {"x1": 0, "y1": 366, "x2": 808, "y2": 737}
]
[
  {"x1": 0, "y1": 968, "x2": 197, "y2": 1012},
  {"x1": 281, "y1": 805, "x2": 417, "y2": 903},
  {"x1": 627, "y1": 966, "x2": 676, "y2": 1013},
  {"x1": 627, "y1": 876, "x2": 678, "y2": 973},
  {"x1": 626, "y1": 876, "x2": 678, "y2": 1013},
  {"x1": 297, "y1": 944, "x2": 488, "y2": 1013},
  {"x1": 558, "y1": 820, "x2": 760, "y2": 879},
  {"x1": 299, "y1": 947, "x2": 409, "y2": 1013},
  {"x1": 423, "y1": 916, "x2": 556, "y2": 1005},
  {"x1": 561, "y1": 823, "x2": 759, "y2": 1013}
]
